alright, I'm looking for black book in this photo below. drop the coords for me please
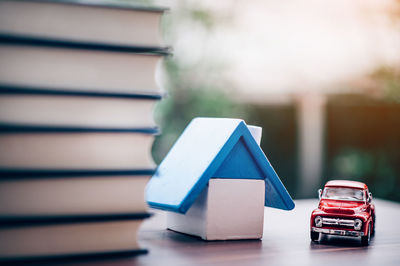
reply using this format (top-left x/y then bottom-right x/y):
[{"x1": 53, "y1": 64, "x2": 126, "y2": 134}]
[
  {"x1": 0, "y1": 35, "x2": 168, "y2": 95},
  {"x1": 0, "y1": 125, "x2": 158, "y2": 170},
  {"x1": 0, "y1": 85, "x2": 163, "y2": 129},
  {"x1": 0, "y1": 0, "x2": 168, "y2": 47},
  {"x1": 0, "y1": 169, "x2": 155, "y2": 217},
  {"x1": 0, "y1": 213, "x2": 151, "y2": 260}
]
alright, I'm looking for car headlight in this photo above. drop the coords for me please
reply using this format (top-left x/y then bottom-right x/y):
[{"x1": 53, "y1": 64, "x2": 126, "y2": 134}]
[
  {"x1": 315, "y1": 216, "x2": 323, "y2": 227},
  {"x1": 354, "y1": 219, "x2": 362, "y2": 230}
]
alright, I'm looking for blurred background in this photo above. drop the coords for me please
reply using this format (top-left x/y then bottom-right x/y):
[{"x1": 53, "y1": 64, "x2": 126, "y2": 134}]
[{"x1": 149, "y1": 0, "x2": 400, "y2": 201}]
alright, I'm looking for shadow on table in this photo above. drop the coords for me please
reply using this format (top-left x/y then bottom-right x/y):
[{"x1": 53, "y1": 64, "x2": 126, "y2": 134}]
[
  {"x1": 166, "y1": 228, "x2": 262, "y2": 242},
  {"x1": 141, "y1": 227, "x2": 264, "y2": 256},
  {"x1": 309, "y1": 234, "x2": 374, "y2": 248}
]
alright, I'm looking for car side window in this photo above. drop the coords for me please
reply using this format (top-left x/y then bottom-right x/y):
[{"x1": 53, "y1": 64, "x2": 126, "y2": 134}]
[{"x1": 366, "y1": 189, "x2": 372, "y2": 203}]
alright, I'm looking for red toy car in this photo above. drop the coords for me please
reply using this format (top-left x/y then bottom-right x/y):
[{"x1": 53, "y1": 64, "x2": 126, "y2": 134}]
[{"x1": 310, "y1": 180, "x2": 375, "y2": 246}]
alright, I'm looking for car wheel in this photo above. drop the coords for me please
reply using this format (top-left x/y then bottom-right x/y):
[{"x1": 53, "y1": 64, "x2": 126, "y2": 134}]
[
  {"x1": 361, "y1": 224, "x2": 371, "y2": 246},
  {"x1": 311, "y1": 231, "x2": 320, "y2": 242}
]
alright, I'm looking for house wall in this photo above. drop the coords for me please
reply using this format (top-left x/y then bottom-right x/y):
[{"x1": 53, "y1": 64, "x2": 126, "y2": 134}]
[{"x1": 167, "y1": 179, "x2": 265, "y2": 240}]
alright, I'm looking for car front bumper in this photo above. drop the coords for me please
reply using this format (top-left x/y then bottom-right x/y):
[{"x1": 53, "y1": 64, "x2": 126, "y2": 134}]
[{"x1": 312, "y1": 227, "x2": 364, "y2": 237}]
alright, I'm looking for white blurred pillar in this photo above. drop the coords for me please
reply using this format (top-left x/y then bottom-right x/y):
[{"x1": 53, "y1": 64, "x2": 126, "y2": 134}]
[{"x1": 297, "y1": 93, "x2": 326, "y2": 198}]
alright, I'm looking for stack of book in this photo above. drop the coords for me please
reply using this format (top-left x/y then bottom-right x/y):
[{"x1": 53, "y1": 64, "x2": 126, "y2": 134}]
[{"x1": 0, "y1": 0, "x2": 169, "y2": 261}]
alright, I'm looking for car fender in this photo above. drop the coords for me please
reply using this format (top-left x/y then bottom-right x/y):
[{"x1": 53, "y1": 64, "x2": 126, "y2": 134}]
[{"x1": 363, "y1": 217, "x2": 372, "y2": 235}]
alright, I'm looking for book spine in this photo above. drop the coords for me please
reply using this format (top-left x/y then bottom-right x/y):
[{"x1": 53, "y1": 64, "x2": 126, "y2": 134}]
[
  {"x1": 0, "y1": 34, "x2": 171, "y2": 55},
  {"x1": 0, "y1": 249, "x2": 149, "y2": 263},
  {"x1": 0, "y1": 84, "x2": 165, "y2": 99},
  {"x1": 0, "y1": 169, "x2": 156, "y2": 179},
  {"x1": 0, "y1": 213, "x2": 152, "y2": 227},
  {"x1": 0, "y1": 124, "x2": 160, "y2": 134}
]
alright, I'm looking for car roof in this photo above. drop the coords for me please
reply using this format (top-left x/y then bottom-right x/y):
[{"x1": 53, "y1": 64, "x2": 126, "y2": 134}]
[{"x1": 325, "y1": 180, "x2": 368, "y2": 190}]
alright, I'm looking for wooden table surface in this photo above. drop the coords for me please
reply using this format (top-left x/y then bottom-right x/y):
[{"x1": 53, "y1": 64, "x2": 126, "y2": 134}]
[{"x1": 56, "y1": 199, "x2": 400, "y2": 266}]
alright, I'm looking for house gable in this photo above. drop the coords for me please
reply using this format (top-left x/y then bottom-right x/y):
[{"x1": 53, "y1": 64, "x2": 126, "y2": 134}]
[{"x1": 213, "y1": 137, "x2": 264, "y2": 180}]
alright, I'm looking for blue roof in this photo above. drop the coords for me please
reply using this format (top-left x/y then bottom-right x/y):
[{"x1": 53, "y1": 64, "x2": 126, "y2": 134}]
[{"x1": 146, "y1": 118, "x2": 295, "y2": 213}]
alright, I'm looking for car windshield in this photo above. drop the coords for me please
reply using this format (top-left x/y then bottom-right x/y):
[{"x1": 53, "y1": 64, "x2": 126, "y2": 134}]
[{"x1": 322, "y1": 187, "x2": 365, "y2": 201}]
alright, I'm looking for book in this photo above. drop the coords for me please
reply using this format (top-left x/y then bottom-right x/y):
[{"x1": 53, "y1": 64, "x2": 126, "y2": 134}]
[
  {"x1": 0, "y1": 87, "x2": 161, "y2": 128},
  {"x1": 0, "y1": 172, "x2": 152, "y2": 216},
  {"x1": 0, "y1": 0, "x2": 167, "y2": 47},
  {"x1": 0, "y1": 126, "x2": 157, "y2": 170},
  {"x1": 0, "y1": 37, "x2": 166, "y2": 94},
  {"x1": 0, "y1": 213, "x2": 150, "y2": 260}
]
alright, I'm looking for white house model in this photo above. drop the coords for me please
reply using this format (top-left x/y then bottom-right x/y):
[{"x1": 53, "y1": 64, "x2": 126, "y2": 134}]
[{"x1": 146, "y1": 118, "x2": 295, "y2": 240}]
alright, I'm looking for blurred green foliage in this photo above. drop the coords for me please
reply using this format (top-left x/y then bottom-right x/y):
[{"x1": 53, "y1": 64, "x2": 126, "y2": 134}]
[
  {"x1": 326, "y1": 94, "x2": 400, "y2": 202},
  {"x1": 152, "y1": 59, "x2": 250, "y2": 163},
  {"x1": 332, "y1": 149, "x2": 398, "y2": 200},
  {"x1": 370, "y1": 66, "x2": 400, "y2": 103},
  {"x1": 152, "y1": 2, "x2": 250, "y2": 163}
]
